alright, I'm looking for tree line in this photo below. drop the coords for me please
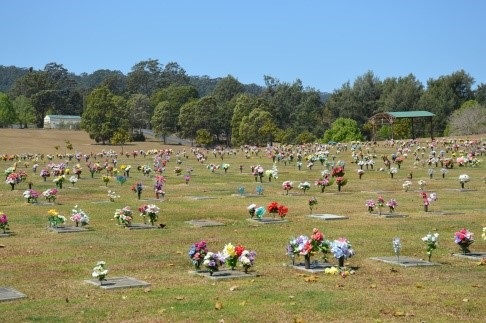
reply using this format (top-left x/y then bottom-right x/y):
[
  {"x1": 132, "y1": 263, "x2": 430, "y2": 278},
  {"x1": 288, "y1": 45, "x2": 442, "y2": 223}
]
[{"x1": 0, "y1": 60, "x2": 485, "y2": 146}]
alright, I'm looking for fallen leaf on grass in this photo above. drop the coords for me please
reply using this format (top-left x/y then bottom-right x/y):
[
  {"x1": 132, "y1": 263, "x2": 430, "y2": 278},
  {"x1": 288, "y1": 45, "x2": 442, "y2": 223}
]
[
  {"x1": 415, "y1": 284, "x2": 423, "y2": 289},
  {"x1": 168, "y1": 263, "x2": 174, "y2": 266},
  {"x1": 0, "y1": 244, "x2": 5, "y2": 248},
  {"x1": 462, "y1": 298, "x2": 469, "y2": 302},
  {"x1": 293, "y1": 317, "x2": 304, "y2": 323},
  {"x1": 369, "y1": 284, "x2": 377, "y2": 288},
  {"x1": 471, "y1": 284, "x2": 481, "y2": 288},
  {"x1": 335, "y1": 283, "x2": 344, "y2": 288},
  {"x1": 304, "y1": 275, "x2": 318, "y2": 282},
  {"x1": 215, "y1": 301, "x2": 223, "y2": 310},
  {"x1": 158, "y1": 309, "x2": 166, "y2": 314},
  {"x1": 176, "y1": 251, "x2": 182, "y2": 255},
  {"x1": 296, "y1": 273, "x2": 306, "y2": 277},
  {"x1": 393, "y1": 311, "x2": 405, "y2": 317},
  {"x1": 288, "y1": 295, "x2": 295, "y2": 299},
  {"x1": 289, "y1": 302, "x2": 296, "y2": 306},
  {"x1": 239, "y1": 301, "x2": 246, "y2": 306},
  {"x1": 175, "y1": 296, "x2": 185, "y2": 300},
  {"x1": 144, "y1": 287, "x2": 151, "y2": 293},
  {"x1": 229, "y1": 285, "x2": 238, "y2": 291},
  {"x1": 477, "y1": 258, "x2": 486, "y2": 266}
]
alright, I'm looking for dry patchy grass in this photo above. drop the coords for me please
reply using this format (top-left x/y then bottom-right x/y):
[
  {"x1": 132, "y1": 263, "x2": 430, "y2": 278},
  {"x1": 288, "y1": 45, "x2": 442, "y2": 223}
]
[{"x1": 0, "y1": 129, "x2": 485, "y2": 322}]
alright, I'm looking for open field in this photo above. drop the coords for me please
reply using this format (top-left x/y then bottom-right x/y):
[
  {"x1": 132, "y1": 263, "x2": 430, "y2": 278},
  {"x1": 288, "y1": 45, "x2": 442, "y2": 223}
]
[{"x1": 0, "y1": 129, "x2": 485, "y2": 322}]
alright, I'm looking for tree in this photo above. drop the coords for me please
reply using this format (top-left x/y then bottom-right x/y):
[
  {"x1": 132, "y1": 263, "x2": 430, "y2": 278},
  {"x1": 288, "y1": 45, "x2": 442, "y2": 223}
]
[
  {"x1": 160, "y1": 62, "x2": 190, "y2": 88},
  {"x1": 126, "y1": 59, "x2": 162, "y2": 96},
  {"x1": 379, "y1": 74, "x2": 423, "y2": 112},
  {"x1": 81, "y1": 86, "x2": 128, "y2": 144},
  {"x1": 178, "y1": 96, "x2": 219, "y2": 142},
  {"x1": 238, "y1": 108, "x2": 277, "y2": 146},
  {"x1": 447, "y1": 101, "x2": 486, "y2": 135},
  {"x1": 195, "y1": 129, "x2": 212, "y2": 147},
  {"x1": 151, "y1": 101, "x2": 173, "y2": 143},
  {"x1": 475, "y1": 83, "x2": 486, "y2": 106},
  {"x1": 418, "y1": 70, "x2": 474, "y2": 135},
  {"x1": 111, "y1": 129, "x2": 132, "y2": 154},
  {"x1": 212, "y1": 75, "x2": 244, "y2": 103},
  {"x1": 127, "y1": 94, "x2": 152, "y2": 132},
  {"x1": 0, "y1": 92, "x2": 16, "y2": 127},
  {"x1": 12, "y1": 95, "x2": 35, "y2": 128},
  {"x1": 323, "y1": 118, "x2": 363, "y2": 143}
]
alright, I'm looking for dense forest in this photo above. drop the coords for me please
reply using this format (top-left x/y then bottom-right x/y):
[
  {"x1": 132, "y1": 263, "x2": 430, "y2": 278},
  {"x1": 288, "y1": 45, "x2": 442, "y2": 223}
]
[{"x1": 0, "y1": 60, "x2": 485, "y2": 146}]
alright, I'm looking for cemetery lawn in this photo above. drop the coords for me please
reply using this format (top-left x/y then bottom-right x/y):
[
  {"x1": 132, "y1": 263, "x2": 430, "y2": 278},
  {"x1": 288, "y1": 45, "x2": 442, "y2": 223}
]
[{"x1": 0, "y1": 129, "x2": 485, "y2": 322}]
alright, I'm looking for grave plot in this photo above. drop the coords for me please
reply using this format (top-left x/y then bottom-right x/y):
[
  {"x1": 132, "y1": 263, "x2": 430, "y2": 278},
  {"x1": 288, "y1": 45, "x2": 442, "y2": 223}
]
[
  {"x1": 307, "y1": 214, "x2": 348, "y2": 221},
  {"x1": 85, "y1": 276, "x2": 150, "y2": 290},
  {"x1": 452, "y1": 252, "x2": 486, "y2": 260},
  {"x1": 247, "y1": 218, "x2": 288, "y2": 224},
  {"x1": 189, "y1": 269, "x2": 256, "y2": 280},
  {"x1": 124, "y1": 223, "x2": 159, "y2": 230},
  {"x1": 290, "y1": 261, "x2": 334, "y2": 273},
  {"x1": 186, "y1": 219, "x2": 225, "y2": 227},
  {"x1": 0, "y1": 287, "x2": 26, "y2": 302},
  {"x1": 370, "y1": 256, "x2": 440, "y2": 267},
  {"x1": 48, "y1": 226, "x2": 90, "y2": 233}
]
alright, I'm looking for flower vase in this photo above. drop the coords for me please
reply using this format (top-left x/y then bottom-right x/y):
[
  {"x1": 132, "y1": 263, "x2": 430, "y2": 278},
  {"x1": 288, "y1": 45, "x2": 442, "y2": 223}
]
[
  {"x1": 338, "y1": 185, "x2": 341, "y2": 192},
  {"x1": 209, "y1": 270, "x2": 214, "y2": 276},
  {"x1": 155, "y1": 192, "x2": 159, "y2": 199},
  {"x1": 10, "y1": 183, "x2": 14, "y2": 191},
  {"x1": 244, "y1": 266, "x2": 249, "y2": 274},
  {"x1": 390, "y1": 174, "x2": 394, "y2": 179},
  {"x1": 442, "y1": 173, "x2": 445, "y2": 178},
  {"x1": 460, "y1": 243, "x2": 471, "y2": 254},
  {"x1": 368, "y1": 207, "x2": 373, "y2": 214},
  {"x1": 304, "y1": 255, "x2": 311, "y2": 269},
  {"x1": 424, "y1": 205, "x2": 428, "y2": 212},
  {"x1": 359, "y1": 174, "x2": 362, "y2": 180},
  {"x1": 28, "y1": 183, "x2": 32, "y2": 189},
  {"x1": 137, "y1": 192, "x2": 141, "y2": 200},
  {"x1": 43, "y1": 177, "x2": 47, "y2": 182},
  {"x1": 59, "y1": 182, "x2": 63, "y2": 189},
  {"x1": 461, "y1": 182, "x2": 464, "y2": 189},
  {"x1": 338, "y1": 256, "x2": 345, "y2": 268},
  {"x1": 75, "y1": 221, "x2": 79, "y2": 227}
]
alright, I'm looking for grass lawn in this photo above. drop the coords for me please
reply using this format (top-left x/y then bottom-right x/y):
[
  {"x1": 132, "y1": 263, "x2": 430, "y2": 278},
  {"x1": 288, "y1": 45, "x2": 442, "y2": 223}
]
[{"x1": 0, "y1": 129, "x2": 485, "y2": 322}]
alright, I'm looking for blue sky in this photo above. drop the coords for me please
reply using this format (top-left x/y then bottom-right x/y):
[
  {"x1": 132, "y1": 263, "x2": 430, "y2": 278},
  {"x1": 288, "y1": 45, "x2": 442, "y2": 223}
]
[{"x1": 2, "y1": 1, "x2": 485, "y2": 93}]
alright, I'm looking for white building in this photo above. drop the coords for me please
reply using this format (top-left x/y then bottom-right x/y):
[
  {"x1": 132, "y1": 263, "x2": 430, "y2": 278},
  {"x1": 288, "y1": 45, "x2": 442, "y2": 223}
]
[{"x1": 44, "y1": 115, "x2": 82, "y2": 129}]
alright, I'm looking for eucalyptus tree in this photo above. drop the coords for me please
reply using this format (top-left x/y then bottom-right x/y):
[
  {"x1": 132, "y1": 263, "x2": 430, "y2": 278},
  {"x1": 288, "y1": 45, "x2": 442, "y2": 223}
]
[
  {"x1": 127, "y1": 93, "x2": 152, "y2": 132},
  {"x1": 0, "y1": 92, "x2": 16, "y2": 127},
  {"x1": 81, "y1": 86, "x2": 128, "y2": 144},
  {"x1": 12, "y1": 95, "x2": 35, "y2": 128},
  {"x1": 126, "y1": 59, "x2": 162, "y2": 96}
]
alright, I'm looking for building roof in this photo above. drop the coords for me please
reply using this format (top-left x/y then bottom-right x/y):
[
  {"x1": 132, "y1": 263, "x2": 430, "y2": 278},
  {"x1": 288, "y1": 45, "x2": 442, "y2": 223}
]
[
  {"x1": 386, "y1": 111, "x2": 435, "y2": 118},
  {"x1": 45, "y1": 115, "x2": 81, "y2": 119}
]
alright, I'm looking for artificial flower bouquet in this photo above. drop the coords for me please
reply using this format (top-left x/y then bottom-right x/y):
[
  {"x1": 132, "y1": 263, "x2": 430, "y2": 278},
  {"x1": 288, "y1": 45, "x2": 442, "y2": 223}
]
[
  {"x1": 107, "y1": 190, "x2": 120, "y2": 202},
  {"x1": 222, "y1": 243, "x2": 246, "y2": 270},
  {"x1": 386, "y1": 199, "x2": 397, "y2": 213},
  {"x1": 282, "y1": 181, "x2": 293, "y2": 195},
  {"x1": 365, "y1": 200, "x2": 376, "y2": 213},
  {"x1": 315, "y1": 177, "x2": 334, "y2": 192},
  {"x1": 70, "y1": 205, "x2": 90, "y2": 227},
  {"x1": 298, "y1": 181, "x2": 311, "y2": 193},
  {"x1": 454, "y1": 228, "x2": 474, "y2": 254},
  {"x1": 139, "y1": 204, "x2": 160, "y2": 225},
  {"x1": 330, "y1": 237, "x2": 355, "y2": 267},
  {"x1": 422, "y1": 232, "x2": 439, "y2": 262},
  {"x1": 23, "y1": 189, "x2": 39, "y2": 203},
  {"x1": 47, "y1": 209, "x2": 66, "y2": 228},
  {"x1": 0, "y1": 211, "x2": 10, "y2": 233},
  {"x1": 308, "y1": 197, "x2": 318, "y2": 213},
  {"x1": 188, "y1": 240, "x2": 208, "y2": 270},
  {"x1": 287, "y1": 228, "x2": 331, "y2": 267},
  {"x1": 92, "y1": 261, "x2": 108, "y2": 285},
  {"x1": 266, "y1": 201, "x2": 288, "y2": 219},
  {"x1": 239, "y1": 249, "x2": 257, "y2": 273},
  {"x1": 459, "y1": 174, "x2": 470, "y2": 189},
  {"x1": 203, "y1": 251, "x2": 225, "y2": 275},
  {"x1": 114, "y1": 206, "x2": 133, "y2": 226}
]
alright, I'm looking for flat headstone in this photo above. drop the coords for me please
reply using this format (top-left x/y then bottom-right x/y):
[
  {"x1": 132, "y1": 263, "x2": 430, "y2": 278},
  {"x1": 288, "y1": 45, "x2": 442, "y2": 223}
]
[
  {"x1": 290, "y1": 261, "x2": 334, "y2": 273},
  {"x1": 0, "y1": 287, "x2": 27, "y2": 302},
  {"x1": 307, "y1": 214, "x2": 348, "y2": 221},
  {"x1": 124, "y1": 223, "x2": 157, "y2": 230},
  {"x1": 186, "y1": 219, "x2": 225, "y2": 227},
  {"x1": 452, "y1": 252, "x2": 486, "y2": 260},
  {"x1": 91, "y1": 200, "x2": 111, "y2": 204},
  {"x1": 370, "y1": 256, "x2": 439, "y2": 267},
  {"x1": 0, "y1": 232, "x2": 12, "y2": 237},
  {"x1": 444, "y1": 188, "x2": 477, "y2": 192},
  {"x1": 426, "y1": 211, "x2": 465, "y2": 216},
  {"x1": 187, "y1": 196, "x2": 218, "y2": 200},
  {"x1": 189, "y1": 269, "x2": 256, "y2": 280},
  {"x1": 48, "y1": 226, "x2": 90, "y2": 233},
  {"x1": 231, "y1": 194, "x2": 262, "y2": 198},
  {"x1": 372, "y1": 213, "x2": 408, "y2": 218},
  {"x1": 247, "y1": 218, "x2": 288, "y2": 224},
  {"x1": 84, "y1": 276, "x2": 150, "y2": 290},
  {"x1": 31, "y1": 202, "x2": 54, "y2": 206}
]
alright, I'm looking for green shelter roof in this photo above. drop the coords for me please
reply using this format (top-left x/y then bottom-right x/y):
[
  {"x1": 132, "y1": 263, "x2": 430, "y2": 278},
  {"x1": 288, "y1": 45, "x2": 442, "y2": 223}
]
[{"x1": 386, "y1": 111, "x2": 435, "y2": 118}]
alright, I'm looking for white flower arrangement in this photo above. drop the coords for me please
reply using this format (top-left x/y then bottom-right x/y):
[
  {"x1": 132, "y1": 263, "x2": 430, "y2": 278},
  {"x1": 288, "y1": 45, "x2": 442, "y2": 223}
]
[{"x1": 92, "y1": 261, "x2": 108, "y2": 284}]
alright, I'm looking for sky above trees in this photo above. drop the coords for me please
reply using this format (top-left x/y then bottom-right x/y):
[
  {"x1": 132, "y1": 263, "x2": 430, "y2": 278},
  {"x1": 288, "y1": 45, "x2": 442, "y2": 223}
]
[{"x1": 1, "y1": 1, "x2": 485, "y2": 93}]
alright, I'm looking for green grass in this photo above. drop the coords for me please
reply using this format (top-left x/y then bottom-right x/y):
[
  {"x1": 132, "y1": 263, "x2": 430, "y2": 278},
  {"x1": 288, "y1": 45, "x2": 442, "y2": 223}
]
[{"x1": 0, "y1": 129, "x2": 485, "y2": 322}]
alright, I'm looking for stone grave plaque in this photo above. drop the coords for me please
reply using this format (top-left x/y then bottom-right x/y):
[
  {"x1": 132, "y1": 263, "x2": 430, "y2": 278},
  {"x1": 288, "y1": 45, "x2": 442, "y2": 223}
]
[
  {"x1": 91, "y1": 200, "x2": 111, "y2": 204},
  {"x1": 452, "y1": 252, "x2": 486, "y2": 260},
  {"x1": 189, "y1": 269, "x2": 256, "y2": 280},
  {"x1": 307, "y1": 214, "x2": 348, "y2": 221},
  {"x1": 48, "y1": 226, "x2": 90, "y2": 233},
  {"x1": 291, "y1": 261, "x2": 334, "y2": 273},
  {"x1": 187, "y1": 196, "x2": 218, "y2": 201},
  {"x1": 370, "y1": 256, "x2": 439, "y2": 267},
  {"x1": 124, "y1": 223, "x2": 157, "y2": 230},
  {"x1": 0, "y1": 287, "x2": 26, "y2": 302},
  {"x1": 374, "y1": 213, "x2": 408, "y2": 218},
  {"x1": 0, "y1": 232, "x2": 12, "y2": 237},
  {"x1": 426, "y1": 211, "x2": 465, "y2": 216},
  {"x1": 85, "y1": 276, "x2": 150, "y2": 290},
  {"x1": 186, "y1": 219, "x2": 225, "y2": 227},
  {"x1": 32, "y1": 202, "x2": 54, "y2": 206},
  {"x1": 247, "y1": 218, "x2": 288, "y2": 224}
]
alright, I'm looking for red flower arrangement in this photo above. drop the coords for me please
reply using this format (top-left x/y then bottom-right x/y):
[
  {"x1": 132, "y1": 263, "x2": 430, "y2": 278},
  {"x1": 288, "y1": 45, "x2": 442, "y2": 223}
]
[{"x1": 267, "y1": 202, "x2": 288, "y2": 218}]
